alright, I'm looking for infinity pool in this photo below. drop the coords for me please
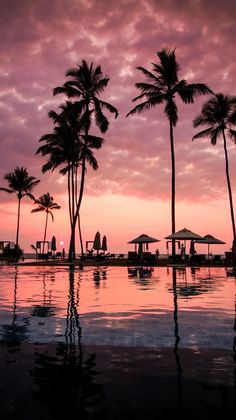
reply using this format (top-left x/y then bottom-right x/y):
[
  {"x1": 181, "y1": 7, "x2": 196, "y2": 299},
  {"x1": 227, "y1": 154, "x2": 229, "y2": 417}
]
[{"x1": 0, "y1": 265, "x2": 235, "y2": 419}]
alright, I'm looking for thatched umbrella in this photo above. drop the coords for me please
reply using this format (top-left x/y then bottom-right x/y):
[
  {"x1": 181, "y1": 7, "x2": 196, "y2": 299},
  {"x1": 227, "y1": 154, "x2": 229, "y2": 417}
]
[
  {"x1": 165, "y1": 228, "x2": 203, "y2": 251},
  {"x1": 194, "y1": 234, "x2": 225, "y2": 259},
  {"x1": 128, "y1": 233, "x2": 160, "y2": 253}
]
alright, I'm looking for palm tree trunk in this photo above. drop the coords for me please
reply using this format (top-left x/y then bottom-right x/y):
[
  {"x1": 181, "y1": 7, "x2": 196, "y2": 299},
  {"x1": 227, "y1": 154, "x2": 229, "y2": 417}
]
[
  {"x1": 15, "y1": 197, "x2": 21, "y2": 247},
  {"x1": 43, "y1": 211, "x2": 49, "y2": 254},
  {"x1": 68, "y1": 167, "x2": 73, "y2": 228},
  {"x1": 169, "y1": 120, "x2": 176, "y2": 259},
  {"x1": 75, "y1": 165, "x2": 84, "y2": 257},
  {"x1": 222, "y1": 129, "x2": 236, "y2": 254},
  {"x1": 68, "y1": 158, "x2": 86, "y2": 262},
  {"x1": 68, "y1": 165, "x2": 76, "y2": 259},
  {"x1": 78, "y1": 214, "x2": 84, "y2": 256}
]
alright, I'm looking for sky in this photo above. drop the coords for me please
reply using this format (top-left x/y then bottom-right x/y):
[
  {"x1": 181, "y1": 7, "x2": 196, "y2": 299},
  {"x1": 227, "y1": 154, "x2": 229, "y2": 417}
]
[{"x1": 0, "y1": 0, "x2": 236, "y2": 254}]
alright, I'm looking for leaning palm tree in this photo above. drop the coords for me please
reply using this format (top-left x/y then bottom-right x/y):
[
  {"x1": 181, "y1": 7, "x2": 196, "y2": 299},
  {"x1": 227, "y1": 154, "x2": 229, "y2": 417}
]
[
  {"x1": 0, "y1": 167, "x2": 40, "y2": 247},
  {"x1": 127, "y1": 48, "x2": 212, "y2": 259},
  {"x1": 31, "y1": 193, "x2": 60, "y2": 254},
  {"x1": 192, "y1": 93, "x2": 236, "y2": 257},
  {"x1": 53, "y1": 60, "x2": 118, "y2": 261}
]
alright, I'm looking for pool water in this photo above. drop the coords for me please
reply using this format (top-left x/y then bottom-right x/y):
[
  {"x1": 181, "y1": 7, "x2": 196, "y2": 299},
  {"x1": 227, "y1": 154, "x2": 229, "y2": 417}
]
[{"x1": 0, "y1": 265, "x2": 235, "y2": 419}]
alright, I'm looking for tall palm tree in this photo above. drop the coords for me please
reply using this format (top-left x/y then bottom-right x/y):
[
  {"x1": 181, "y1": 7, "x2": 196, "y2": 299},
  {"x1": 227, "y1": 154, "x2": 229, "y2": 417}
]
[
  {"x1": 127, "y1": 48, "x2": 212, "y2": 259},
  {"x1": 31, "y1": 193, "x2": 60, "y2": 254},
  {"x1": 53, "y1": 60, "x2": 118, "y2": 261},
  {"x1": 36, "y1": 105, "x2": 104, "y2": 260},
  {"x1": 192, "y1": 93, "x2": 236, "y2": 256},
  {"x1": 0, "y1": 167, "x2": 40, "y2": 247}
]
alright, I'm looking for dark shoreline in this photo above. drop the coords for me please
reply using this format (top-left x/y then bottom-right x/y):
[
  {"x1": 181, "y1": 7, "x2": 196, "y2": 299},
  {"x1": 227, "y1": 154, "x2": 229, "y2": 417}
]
[{"x1": 13, "y1": 258, "x2": 235, "y2": 268}]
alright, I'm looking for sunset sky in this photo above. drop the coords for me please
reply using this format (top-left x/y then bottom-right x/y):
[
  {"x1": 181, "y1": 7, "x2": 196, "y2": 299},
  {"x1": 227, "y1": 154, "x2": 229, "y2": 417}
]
[{"x1": 0, "y1": 0, "x2": 236, "y2": 254}]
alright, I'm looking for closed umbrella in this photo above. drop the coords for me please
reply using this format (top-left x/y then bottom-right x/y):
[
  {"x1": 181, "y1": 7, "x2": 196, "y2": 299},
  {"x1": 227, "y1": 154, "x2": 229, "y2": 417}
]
[
  {"x1": 101, "y1": 235, "x2": 107, "y2": 252},
  {"x1": 51, "y1": 235, "x2": 57, "y2": 252},
  {"x1": 93, "y1": 231, "x2": 101, "y2": 255}
]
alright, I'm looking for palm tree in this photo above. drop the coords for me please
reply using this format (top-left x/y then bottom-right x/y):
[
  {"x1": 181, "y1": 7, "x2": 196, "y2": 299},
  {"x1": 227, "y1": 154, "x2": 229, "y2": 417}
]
[
  {"x1": 53, "y1": 60, "x2": 118, "y2": 261},
  {"x1": 36, "y1": 105, "x2": 104, "y2": 260},
  {"x1": 31, "y1": 193, "x2": 60, "y2": 254},
  {"x1": 0, "y1": 167, "x2": 40, "y2": 247},
  {"x1": 53, "y1": 60, "x2": 118, "y2": 134},
  {"x1": 127, "y1": 48, "x2": 212, "y2": 259},
  {"x1": 192, "y1": 93, "x2": 236, "y2": 257}
]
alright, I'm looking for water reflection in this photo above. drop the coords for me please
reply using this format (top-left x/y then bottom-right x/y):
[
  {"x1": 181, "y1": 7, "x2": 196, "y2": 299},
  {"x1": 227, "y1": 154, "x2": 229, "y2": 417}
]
[
  {"x1": 31, "y1": 271, "x2": 55, "y2": 318},
  {"x1": 172, "y1": 268, "x2": 183, "y2": 407},
  {"x1": 234, "y1": 282, "x2": 236, "y2": 392},
  {"x1": 30, "y1": 267, "x2": 105, "y2": 418},
  {"x1": 168, "y1": 267, "x2": 218, "y2": 298},
  {"x1": 0, "y1": 266, "x2": 236, "y2": 418},
  {"x1": 1, "y1": 267, "x2": 28, "y2": 343},
  {"x1": 92, "y1": 267, "x2": 107, "y2": 288},
  {"x1": 169, "y1": 266, "x2": 236, "y2": 415},
  {"x1": 127, "y1": 266, "x2": 157, "y2": 289}
]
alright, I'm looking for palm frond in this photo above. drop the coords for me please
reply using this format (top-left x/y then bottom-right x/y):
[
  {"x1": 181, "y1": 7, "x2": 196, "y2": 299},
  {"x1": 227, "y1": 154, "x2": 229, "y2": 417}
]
[
  {"x1": 99, "y1": 100, "x2": 118, "y2": 118},
  {"x1": 192, "y1": 127, "x2": 216, "y2": 141},
  {"x1": 53, "y1": 85, "x2": 79, "y2": 98},
  {"x1": 135, "y1": 82, "x2": 162, "y2": 94},
  {"x1": 193, "y1": 114, "x2": 210, "y2": 128},
  {"x1": 31, "y1": 207, "x2": 45, "y2": 213},
  {"x1": 126, "y1": 97, "x2": 163, "y2": 117},
  {"x1": 0, "y1": 187, "x2": 14, "y2": 193},
  {"x1": 93, "y1": 98, "x2": 109, "y2": 133},
  {"x1": 179, "y1": 83, "x2": 213, "y2": 104},
  {"x1": 156, "y1": 48, "x2": 179, "y2": 86},
  {"x1": 48, "y1": 110, "x2": 60, "y2": 121},
  {"x1": 84, "y1": 149, "x2": 98, "y2": 170},
  {"x1": 25, "y1": 192, "x2": 37, "y2": 201},
  {"x1": 228, "y1": 129, "x2": 236, "y2": 144},
  {"x1": 48, "y1": 211, "x2": 54, "y2": 222},
  {"x1": 228, "y1": 111, "x2": 236, "y2": 126},
  {"x1": 85, "y1": 135, "x2": 104, "y2": 149},
  {"x1": 136, "y1": 66, "x2": 159, "y2": 83}
]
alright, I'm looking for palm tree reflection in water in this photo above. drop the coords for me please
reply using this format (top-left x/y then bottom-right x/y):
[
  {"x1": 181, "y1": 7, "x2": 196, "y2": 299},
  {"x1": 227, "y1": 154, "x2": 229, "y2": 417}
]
[
  {"x1": 65, "y1": 267, "x2": 83, "y2": 362},
  {"x1": 32, "y1": 271, "x2": 55, "y2": 318},
  {"x1": 1, "y1": 267, "x2": 28, "y2": 343},
  {"x1": 233, "y1": 280, "x2": 236, "y2": 392},
  {"x1": 172, "y1": 268, "x2": 183, "y2": 407},
  {"x1": 31, "y1": 267, "x2": 105, "y2": 419}
]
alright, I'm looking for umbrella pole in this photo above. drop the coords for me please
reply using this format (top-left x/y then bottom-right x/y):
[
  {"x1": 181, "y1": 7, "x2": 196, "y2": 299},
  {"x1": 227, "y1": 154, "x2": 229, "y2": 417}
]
[{"x1": 208, "y1": 243, "x2": 210, "y2": 260}]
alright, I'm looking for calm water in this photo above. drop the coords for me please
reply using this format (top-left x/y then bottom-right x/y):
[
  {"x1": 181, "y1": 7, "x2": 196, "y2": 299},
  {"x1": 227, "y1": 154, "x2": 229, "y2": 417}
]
[{"x1": 0, "y1": 265, "x2": 236, "y2": 419}]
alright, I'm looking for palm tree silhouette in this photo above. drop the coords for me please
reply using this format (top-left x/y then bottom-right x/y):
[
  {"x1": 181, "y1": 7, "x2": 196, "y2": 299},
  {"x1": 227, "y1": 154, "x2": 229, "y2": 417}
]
[
  {"x1": 127, "y1": 48, "x2": 212, "y2": 259},
  {"x1": 37, "y1": 104, "x2": 104, "y2": 259},
  {"x1": 53, "y1": 60, "x2": 118, "y2": 261},
  {"x1": 0, "y1": 167, "x2": 40, "y2": 248},
  {"x1": 193, "y1": 93, "x2": 236, "y2": 257},
  {"x1": 31, "y1": 193, "x2": 60, "y2": 254}
]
